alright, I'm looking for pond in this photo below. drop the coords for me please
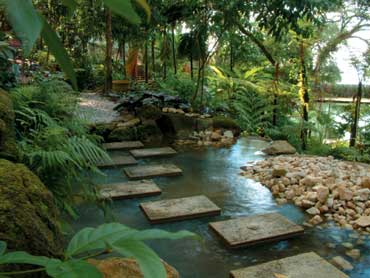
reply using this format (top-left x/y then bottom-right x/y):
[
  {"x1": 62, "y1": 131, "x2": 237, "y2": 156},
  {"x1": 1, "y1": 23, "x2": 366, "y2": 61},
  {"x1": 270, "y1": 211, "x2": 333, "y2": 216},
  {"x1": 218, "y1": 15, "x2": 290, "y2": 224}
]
[
  {"x1": 317, "y1": 102, "x2": 370, "y2": 141},
  {"x1": 74, "y1": 138, "x2": 370, "y2": 277}
]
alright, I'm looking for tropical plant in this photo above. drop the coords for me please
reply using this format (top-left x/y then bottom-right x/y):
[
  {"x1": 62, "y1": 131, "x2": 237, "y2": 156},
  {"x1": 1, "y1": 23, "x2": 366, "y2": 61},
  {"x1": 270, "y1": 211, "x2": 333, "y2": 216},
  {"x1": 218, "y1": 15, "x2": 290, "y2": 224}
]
[
  {"x1": 0, "y1": 0, "x2": 150, "y2": 89},
  {"x1": 11, "y1": 81, "x2": 109, "y2": 216},
  {"x1": 0, "y1": 223, "x2": 196, "y2": 278}
]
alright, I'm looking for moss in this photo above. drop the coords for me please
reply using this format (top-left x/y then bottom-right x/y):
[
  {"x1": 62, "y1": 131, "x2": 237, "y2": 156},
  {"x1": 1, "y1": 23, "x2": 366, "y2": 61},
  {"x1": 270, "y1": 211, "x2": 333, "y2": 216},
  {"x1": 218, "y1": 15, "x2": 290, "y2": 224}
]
[
  {"x1": 90, "y1": 122, "x2": 117, "y2": 139},
  {"x1": 0, "y1": 159, "x2": 64, "y2": 258},
  {"x1": 212, "y1": 116, "x2": 240, "y2": 134},
  {"x1": 0, "y1": 89, "x2": 18, "y2": 161},
  {"x1": 137, "y1": 105, "x2": 162, "y2": 120},
  {"x1": 108, "y1": 123, "x2": 163, "y2": 142}
]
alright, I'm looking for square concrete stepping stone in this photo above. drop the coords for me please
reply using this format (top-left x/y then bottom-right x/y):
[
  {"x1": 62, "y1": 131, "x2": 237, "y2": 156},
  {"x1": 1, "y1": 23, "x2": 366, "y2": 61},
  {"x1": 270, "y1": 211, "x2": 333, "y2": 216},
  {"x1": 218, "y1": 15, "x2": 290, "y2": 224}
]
[
  {"x1": 130, "y1": 147, "x2": 177, "y2": 158},
  {"x1": 100, "y1": 180, "x2": 161, "y2": 199},
  {"x1": 230, "y1": 252, "x2": 348, "y2": 278},
  {"x1": 209, "y1": 213, "x2": 304, "y2": 248},
  {"x1": 123, "y1": 164, "x2": 182, "y2": 180},
  {"x1": 103, "y1": 141, "x2": 144, "y2": 150},
  {"x1": 140, "y1": 195, "x2": 221, "y2": 223},
  {"x1": 97, "y1": 155, "x2": 137, "y2": 168}
]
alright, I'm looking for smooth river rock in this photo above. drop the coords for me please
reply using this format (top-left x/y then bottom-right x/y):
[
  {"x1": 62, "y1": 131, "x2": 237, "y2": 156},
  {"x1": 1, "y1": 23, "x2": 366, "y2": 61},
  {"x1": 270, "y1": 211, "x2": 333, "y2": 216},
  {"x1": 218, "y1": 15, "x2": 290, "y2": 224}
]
[{"x1": 262, "y1": 140, "x2": 297, "y2": 155}]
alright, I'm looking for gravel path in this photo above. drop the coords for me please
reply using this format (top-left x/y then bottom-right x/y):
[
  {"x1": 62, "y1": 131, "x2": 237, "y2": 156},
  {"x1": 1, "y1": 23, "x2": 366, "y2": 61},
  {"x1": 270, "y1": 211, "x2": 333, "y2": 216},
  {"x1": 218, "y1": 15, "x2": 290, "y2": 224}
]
[{"x1": 77, "y1": 93, "x2": 120, "y2": 124}]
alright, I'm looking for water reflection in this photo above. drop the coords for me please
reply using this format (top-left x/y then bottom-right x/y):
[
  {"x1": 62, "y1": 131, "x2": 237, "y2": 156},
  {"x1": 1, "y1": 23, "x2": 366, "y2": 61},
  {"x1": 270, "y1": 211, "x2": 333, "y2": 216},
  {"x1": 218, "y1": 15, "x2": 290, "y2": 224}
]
[{"x1": 75, "y1": 138, "x2": 369, "y2": 278}]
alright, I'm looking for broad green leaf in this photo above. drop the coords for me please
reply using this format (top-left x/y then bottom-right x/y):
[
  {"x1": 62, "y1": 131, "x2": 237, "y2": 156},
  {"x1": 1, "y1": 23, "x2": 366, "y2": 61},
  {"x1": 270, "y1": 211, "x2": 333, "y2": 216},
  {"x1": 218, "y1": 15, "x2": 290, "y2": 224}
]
[
  {"x1": 103, "y1": 0, "x2": 141, "y2": 24},
  {"x1": 113, "y1": 240, "x2": 166, "y2": 278},
  {"x1": 2, "y1": 0, "x2": 42, "y2": 55},
  {"x1": 0, "y1": 252, "x2": 50, "y2": 266},
  {"x1": 46, "y1": 259, "x2": 102, "y2": 278},
  {"x1": 127, "y1": 229, "x2": 197, "y2": 241},
  {"x1": 0, "y1": 241, "x2": 6, "y2": 255},
  {"x1": 66, "y1": 223, "x2": 132, "y2": 257},
  {"x1": 40, "y1": 16, "x2": 77, "y2": 90},
  {"x1": 135, "y1": 0, "x2": 151, "y2": 22}
]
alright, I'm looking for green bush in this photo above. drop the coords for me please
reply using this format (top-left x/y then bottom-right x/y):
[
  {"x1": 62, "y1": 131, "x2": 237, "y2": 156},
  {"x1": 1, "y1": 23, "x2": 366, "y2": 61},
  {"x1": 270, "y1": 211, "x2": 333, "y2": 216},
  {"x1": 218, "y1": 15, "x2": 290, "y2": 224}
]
[
  {"x1": 328, "y1": 146, "x2": 370, "y2": 163},
  {"x1": 157, "y1": 73, "x2": 196, "y2": 102}
]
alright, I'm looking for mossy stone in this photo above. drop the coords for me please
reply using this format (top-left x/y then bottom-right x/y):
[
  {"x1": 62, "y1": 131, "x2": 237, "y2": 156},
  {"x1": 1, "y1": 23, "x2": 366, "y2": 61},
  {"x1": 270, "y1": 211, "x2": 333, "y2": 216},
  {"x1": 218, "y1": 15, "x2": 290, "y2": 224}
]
[
  {"x1": 0, "y1": 159, "x2": 64, "y2": 257},
  {"x1": 0, "y1": 88, "x2": 18, "y2": 161},
  {"x1": 137, "y1": 105, "x2": 162, "y2": 120},
  {"x1": 108, "y1": 123, "x2": 163, "y2": 142},
  {"x1": 212, "y1": 116, "x2": 241, "y2": 135}
]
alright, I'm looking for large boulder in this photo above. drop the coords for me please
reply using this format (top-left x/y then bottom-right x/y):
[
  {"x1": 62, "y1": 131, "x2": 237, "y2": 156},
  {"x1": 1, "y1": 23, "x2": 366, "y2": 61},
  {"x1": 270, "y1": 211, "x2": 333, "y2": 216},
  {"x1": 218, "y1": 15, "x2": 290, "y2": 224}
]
[
  {"x1": 0, "y1": 89, "x2": 18, "y2": 161},
  {"x1": 157, "y1": 113, "x2": 213, "y2": 139},
  {"x1": 212, "y1": 116, "x2": 241, "y2": 136},
  {"x1": 89, "y1": 258, "x2": 179, "y2": 278},
  {"x1": 108, "y1": 122, "x2": 163, "y2": 143},
  {"x1": 0, "y1": 159, "x2": 63, "y2": 257},
  {"x1": 262, "y1": 140, "x2": 296, "y2": 155}
]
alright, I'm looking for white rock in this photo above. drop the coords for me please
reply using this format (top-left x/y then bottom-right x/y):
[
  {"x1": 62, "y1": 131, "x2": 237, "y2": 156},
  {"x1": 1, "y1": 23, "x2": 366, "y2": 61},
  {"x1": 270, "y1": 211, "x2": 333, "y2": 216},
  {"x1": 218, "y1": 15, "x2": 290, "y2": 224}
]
[
  {"x1": 306, "y1": 207, "x2": 320, "y2": 215},
  {"x1": 316, "y1": 186, "x2": 329, "y2": 203},
  {"x1": 309, "y1": 215, "x2": 323, "y2": 225},
  {"x1": 331, "y1": 256, "x2": 354, "y2": 271},
  {"x1": 223, "y1": 130, "x2": 234, "y2": 138}
]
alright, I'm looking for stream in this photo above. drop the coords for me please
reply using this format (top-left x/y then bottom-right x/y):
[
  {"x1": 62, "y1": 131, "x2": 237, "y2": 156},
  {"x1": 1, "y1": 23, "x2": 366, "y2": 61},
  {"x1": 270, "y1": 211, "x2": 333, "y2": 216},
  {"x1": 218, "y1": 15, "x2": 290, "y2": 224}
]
[{"x1": 73, "y1": 138, "x2": 370, "y2": 277}]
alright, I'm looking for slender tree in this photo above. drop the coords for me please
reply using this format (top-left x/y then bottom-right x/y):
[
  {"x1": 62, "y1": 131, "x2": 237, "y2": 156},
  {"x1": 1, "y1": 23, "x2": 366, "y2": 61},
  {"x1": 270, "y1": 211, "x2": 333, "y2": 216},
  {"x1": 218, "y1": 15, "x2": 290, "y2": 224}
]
[{"x1": 104, "y1": 8, "x2": 113, "y2": 93}]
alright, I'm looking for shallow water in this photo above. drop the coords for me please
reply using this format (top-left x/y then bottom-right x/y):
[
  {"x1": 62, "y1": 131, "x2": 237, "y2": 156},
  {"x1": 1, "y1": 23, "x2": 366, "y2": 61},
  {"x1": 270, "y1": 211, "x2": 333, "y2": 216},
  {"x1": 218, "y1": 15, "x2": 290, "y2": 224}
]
[{"x1": 74, "y1": 138, "x2": 370, "y2": 277}]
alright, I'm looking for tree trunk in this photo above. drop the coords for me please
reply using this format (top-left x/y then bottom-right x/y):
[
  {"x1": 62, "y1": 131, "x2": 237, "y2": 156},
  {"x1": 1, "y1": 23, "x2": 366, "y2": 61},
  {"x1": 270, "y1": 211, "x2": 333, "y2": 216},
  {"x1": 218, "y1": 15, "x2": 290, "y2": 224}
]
[
  {"x1": 230, "y1": 42, "x2": 234, "y2": 72},
  {"x1": 122, "y1": 40, "x2": 126, "y2": 79},
  {"x1": 151, "y1": 38, "x2": 155, "y2": 77},
  {"x1": 350, "y1": 81, "x2": 362, "y2": 147},
  {"x1": 190, "y1": 50, "x2": 194, "y2": 79},
  {"x1": 171, "y1": 23, "x2": 177, "y2": 75},
  {"x1": 272, "y1": 63, "x2": 279, "y2": 126},
  {"x1": 144, "y1": 39, "x2": 149, "y2": 83},
  {"x1": 299, "y1": 42, "x2": 309, "y2": 150},
  {"x1": 163, "y1": 28, "x2": 167, "y2": 80},
  {"x1": 104, "y1": 8, "x2": 113, "y2": 93}
]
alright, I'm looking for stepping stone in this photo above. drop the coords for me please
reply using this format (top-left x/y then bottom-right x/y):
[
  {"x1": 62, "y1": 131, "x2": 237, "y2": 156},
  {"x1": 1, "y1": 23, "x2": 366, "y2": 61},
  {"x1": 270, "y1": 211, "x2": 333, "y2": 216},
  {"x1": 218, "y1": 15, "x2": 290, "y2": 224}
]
[
  {"x1": 209, "y1": 212, "x2": 304, "y2": 248},
  {"x1": 140, "y1": 195, "x2": 221, "y2": 224},
  {"x1": 100, "y1": 180, "x2": 161, "y2": 199},
  {"x1": 124, "y1": 164, "x2": 182, "y2": 180},
  {"x1": 230, "y1": 252, "x2": 348, "y2": 278},
  {"x1": 130, "y1": 147, "x2": 177, "y2": 158},
  {"x1": 103, "y1": 141, "x2": 144, "y2": 150},
  {"x1": 97, "y1": 155, "x2": 137, "y2": 168}
]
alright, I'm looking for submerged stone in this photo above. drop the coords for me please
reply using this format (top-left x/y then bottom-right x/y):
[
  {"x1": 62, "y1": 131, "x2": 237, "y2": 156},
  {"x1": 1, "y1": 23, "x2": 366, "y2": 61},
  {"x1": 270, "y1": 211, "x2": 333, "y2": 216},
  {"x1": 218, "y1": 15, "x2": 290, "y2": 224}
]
[
  {"x1": 100, "y1": 180, "x2": 161, "y2": 199},
  {"x1": 124, "y1": 164, "x2": 182, "y2": 180},
  {"x1": 130, "y1": 147, "x2": 177, "y2": 158},
  {"x1": 331, "y1": 256, "x2": 354, "y2": 271},
  {"x1": 103, "y1": 141, "x2": 144, "y2": 150},
  {"x1": 209, "y1": 213, "x2": 304, "y2": 248},
  {"x1": 140, "y1": 195, "x2": 221, "y2": 223},
  {"x1": 230, "y1": 252, "x2": 348, "y2": 278}
]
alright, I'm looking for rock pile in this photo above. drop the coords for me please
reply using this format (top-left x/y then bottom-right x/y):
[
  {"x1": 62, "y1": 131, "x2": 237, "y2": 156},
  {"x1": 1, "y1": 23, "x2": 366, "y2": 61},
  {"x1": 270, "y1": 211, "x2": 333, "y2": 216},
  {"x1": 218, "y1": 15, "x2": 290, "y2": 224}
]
[
  {"x1": 176, "y1": 129, "x2": 236, "y2": 147},
  {"x1": 162, "y1": 107, "x2": 212, "y2": 119},
  {"x1": 241, "y1": 155, "x2": 370, "y2": 233}
]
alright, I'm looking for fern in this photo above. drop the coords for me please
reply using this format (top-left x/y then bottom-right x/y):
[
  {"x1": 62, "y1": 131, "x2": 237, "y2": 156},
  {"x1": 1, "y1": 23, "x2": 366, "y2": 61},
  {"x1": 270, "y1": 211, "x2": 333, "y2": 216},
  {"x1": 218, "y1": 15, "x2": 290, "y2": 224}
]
[
  {"x1": 232, "y1": 84, "x2": 272, "y2": 135},
  {"x1": 11, "y1": 82, "x2": 110, "y2": 216}
]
